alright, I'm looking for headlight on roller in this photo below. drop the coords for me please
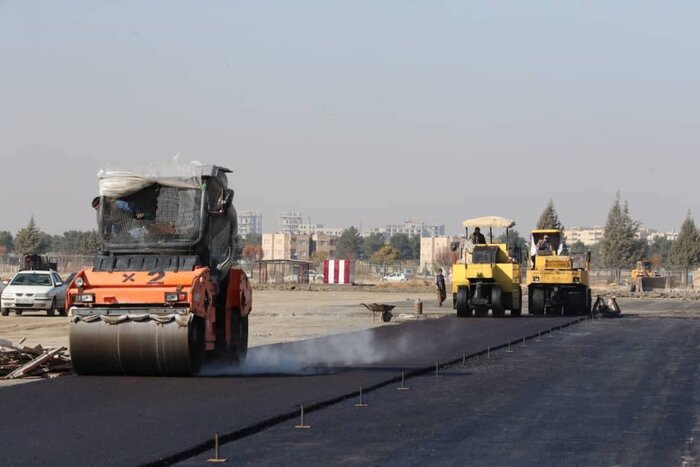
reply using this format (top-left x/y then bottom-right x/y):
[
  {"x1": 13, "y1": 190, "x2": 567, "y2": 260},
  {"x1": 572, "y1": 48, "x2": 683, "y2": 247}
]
[
  {"x1": 75, "y1": 277, "x2": 85, "y2": 287},
  {"x1": 165, "y1": 292, "x2": 187, "y2": 302},
  {"x1": 73, "y1": 294, "x2": 94, "y2": 303}
]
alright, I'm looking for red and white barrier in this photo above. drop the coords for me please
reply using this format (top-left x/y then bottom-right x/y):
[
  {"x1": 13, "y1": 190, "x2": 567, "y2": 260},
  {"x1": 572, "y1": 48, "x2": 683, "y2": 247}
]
[{"x1": 323, "y1": 260, "x2": 354, "y2": 284}]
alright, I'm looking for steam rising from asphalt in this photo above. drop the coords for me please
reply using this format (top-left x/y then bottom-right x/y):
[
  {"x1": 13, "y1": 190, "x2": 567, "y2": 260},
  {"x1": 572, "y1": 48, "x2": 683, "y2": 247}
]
[{"x1": 202, "y1": 329, "x2": 413, "y2": 376}]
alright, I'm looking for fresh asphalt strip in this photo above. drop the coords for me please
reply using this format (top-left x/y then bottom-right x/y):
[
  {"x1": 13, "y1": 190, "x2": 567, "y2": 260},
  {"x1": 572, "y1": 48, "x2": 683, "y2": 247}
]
[{"x1": 0, "y1": 315, "x2": 582, "y2": 466}]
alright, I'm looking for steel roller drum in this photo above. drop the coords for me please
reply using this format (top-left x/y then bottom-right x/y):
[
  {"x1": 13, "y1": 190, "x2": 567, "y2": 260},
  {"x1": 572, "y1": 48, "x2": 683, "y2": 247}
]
[{"x1": 69, "y1": 315, "x2": 205, "y2": 376}]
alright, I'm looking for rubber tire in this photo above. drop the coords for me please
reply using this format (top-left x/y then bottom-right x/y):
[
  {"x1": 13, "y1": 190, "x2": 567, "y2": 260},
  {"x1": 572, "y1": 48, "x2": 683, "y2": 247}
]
[
  {"x1": 14, "y1": 309, "x2": 22, "y2": 316},
  {"x1": 491, "y1": 286, "x2": 505, "y2": 317},
  {"x1": 1, "y1": 308, "x2": 8, "y2": 316},
  {"x1": 46, "y1": 299, "x2": 56, "y2": 317},
  {"x1": 530, "y1": 287, "x2": 545, "y2": 316},
  {"x1": 456, "y1": 287, "x2": 471, "y2": 318}
]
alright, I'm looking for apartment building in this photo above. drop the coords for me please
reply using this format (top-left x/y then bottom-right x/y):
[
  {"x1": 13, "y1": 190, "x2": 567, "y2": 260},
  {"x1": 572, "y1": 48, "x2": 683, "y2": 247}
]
[
  {"x1": 277, "y1": 212, "x2": 304, "y2": 234},
  {"x1": 369, "y1": 220, "x2": 446, "y2": 239},
  {"x1": 565, "y1": 226, "x2": 605, "y2": 246},
  {"x1": 420, "y1": 236, "x2": 463, "y2": 272},
  {"x1": 311, "y1": 233, "x2": 337, "y2": 259},
  {"x1": 262, "y1": 233, "x2": 311, "y2": 261},
  {"x1": 238, "y1": 211, "x2": 262, "y2": 236}
]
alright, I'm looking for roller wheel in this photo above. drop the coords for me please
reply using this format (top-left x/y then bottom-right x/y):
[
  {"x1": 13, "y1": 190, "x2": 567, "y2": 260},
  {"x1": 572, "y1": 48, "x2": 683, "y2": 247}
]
[
  {"x1": 1, "y1": 308, "x2": 8, "y2": 316},
  {"x1": 46, "y1": 299, "x2": 56, "y2": 317},
  {"x1": 491, "y1": 286, "x2": 505, "y2": 317},
  {"x1": 530, "y1": 287, "x2": 545, "y2": 316},
  {"x1": 456, "y1": 287, "x2": 471, "y2": 318},
  {"x1": 14, "y1": 309, "x2": 22, "y2": 316},
  {"x1": 70, "y1": 315, "x2": 206, "y2": 376},
  {"x1": 231, "y1": 309, "x2": 249, "y2": 364}
]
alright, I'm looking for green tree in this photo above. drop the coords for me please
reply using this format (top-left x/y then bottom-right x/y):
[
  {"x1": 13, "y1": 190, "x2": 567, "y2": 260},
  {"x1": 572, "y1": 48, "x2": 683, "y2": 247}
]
[
  {"x1": 0, "y1": 231, "x2": 14, "y2": 253},
  {"x1": 362, "y1": 233, "x2": 386, "y2": 259},
  {"x1": 601, "y1": 193, "x2": 644, "y2": 275},
  {"x1": 389, "y1": 234, "x2": 413, "y2": 260},
  {"x1": 336, "y1": 227, "x2": 363, "y2": 259},
  {"x1": 569, "y1": 240, "x2": 587, "y2": 254},
  {"x1": 668, "y1": 212, "x2": 700, "y2": 285},
  {"x1": 14, "y1": 217, "x2": 49, "y2": 255},
  {"x1": 408, "y1": 235, "x2": 421, "y2": 260},
  {"x1": 496, "y1": 229, "x2": 528, "y2": 264},
  {"x1": 647, "y1": 236, "x2": 674, "y2": 265},
  {"x1": 536, "y1": 200, "x2": 563, "y2": 230},
  {"x1": 242, "y1": 233, "x2": 262, "y2": 247},
  {"x1": 370, "y1": 244, "x2": 401, "y2": 264},
  {"x1": 82, "y1": 231, "x2": 102, "y2": 255}
]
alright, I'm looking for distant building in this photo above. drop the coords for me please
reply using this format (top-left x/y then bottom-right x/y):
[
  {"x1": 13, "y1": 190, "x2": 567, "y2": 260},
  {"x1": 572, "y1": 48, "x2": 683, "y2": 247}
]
[
  {"x1": 566, "y1": 226, "x2": 677, "y2": 245},
  {"x1": 298, "y1": 224, "x2": 345, "y2": 237},
  {"x1": 277, "y1": 212, "x2": 304, "y2": 234},
  {"x1": 262, "y1": 233, "x2": 311, "y2": 261},
  {"x1": 238, "y1": 211, "x2": 262, "y2": 236},
  {"x1": 566, "y1": 226, "x2": 605, "y2": 246},
  {"x1": 420, "y1": 236, "x2": 463, "y2": 273},
  {"x1": 311, "y1": 233, "x2": 337, "y2": 259},
  {"x1": 636, "y1": 228, "x2": 659, "y2": 242},
  {"x1": 369, "y1": 220, "x2": 445, "y2": 239}
]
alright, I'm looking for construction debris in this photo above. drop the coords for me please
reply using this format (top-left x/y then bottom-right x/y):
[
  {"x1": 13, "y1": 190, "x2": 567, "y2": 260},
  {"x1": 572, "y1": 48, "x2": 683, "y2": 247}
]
[
  {"x1": 592, "y1": 296, "x2": 622, "y2": 317},
  {"x1": 0, "y1": 340, "x2": 72, "y2": 379}
]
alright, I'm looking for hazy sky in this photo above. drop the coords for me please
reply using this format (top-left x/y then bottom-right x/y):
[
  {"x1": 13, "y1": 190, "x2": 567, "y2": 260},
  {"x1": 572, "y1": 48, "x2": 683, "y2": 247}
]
[{"x1": 1, "y1": 1, "x2": 698, "y2": 236}]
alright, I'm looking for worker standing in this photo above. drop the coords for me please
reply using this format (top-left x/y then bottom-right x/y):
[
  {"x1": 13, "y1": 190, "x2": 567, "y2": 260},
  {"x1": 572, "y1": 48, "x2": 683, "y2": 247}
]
[{"x1": 435, "y1": 268, "x2": 447, "y2": 307}]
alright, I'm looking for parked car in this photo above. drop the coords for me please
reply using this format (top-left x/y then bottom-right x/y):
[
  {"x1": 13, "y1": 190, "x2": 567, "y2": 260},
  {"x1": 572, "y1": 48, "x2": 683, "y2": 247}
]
[
  {"x1": 382, "y1": 272, "x2": 407, "y2": 282},
  {"x1": 1, "y1": 270, "x2": 69, "y2": 316}
]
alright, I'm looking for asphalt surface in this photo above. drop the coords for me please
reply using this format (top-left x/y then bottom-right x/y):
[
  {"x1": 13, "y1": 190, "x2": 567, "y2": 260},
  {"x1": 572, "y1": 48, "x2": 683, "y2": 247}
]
[
  {"x1": 184, "y1": 317, "x2": 700, "y2": 466},
  {"x1": 0, "y1": 315, "x2": 579, "y2": 466}
]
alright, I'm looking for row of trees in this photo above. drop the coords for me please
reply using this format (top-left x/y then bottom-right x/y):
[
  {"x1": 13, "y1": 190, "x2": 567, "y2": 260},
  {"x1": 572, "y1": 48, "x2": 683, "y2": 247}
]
[
  {"x1": 0, "y1": 218, "x2": 100, "y2": 256},
  {"x1": 538, "y1": 195, "x2": 700, "y2": 273},
  {"x1": 7, "y1": 194, "x2": 700, "y2": 276}
]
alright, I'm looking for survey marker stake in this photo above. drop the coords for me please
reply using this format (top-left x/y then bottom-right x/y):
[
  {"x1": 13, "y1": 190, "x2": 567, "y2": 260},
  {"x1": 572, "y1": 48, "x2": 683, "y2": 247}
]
[
  {"x1": 487, "y1": 346, "x2": 491, "y2": 359},
  {"x1": 397, "y1": 371, "x2": 410, "y2": 391},
  {"x1": 536, "y1": 332, "x2": 542, "y2": 342},
  {"x1": 521, "y1": 337, "x2": 526, "y2": 348},
  {"x1": 354, "y1": 387, "x2": 368, "y2": 407},
  {"x1": 206, "y1": 433, "x2": 227, "y2": 463},
  {"x1": 462, "y1": 353, "x2": 467, "y2": 367},
  {"x1": 295, "y1": 404, "x2": 311, "y2": 429},
  {"x1": 506, "y1": 341, "x2": 513, "y2": 353},
  {"x1": 435, "y1": 361, "x2": 440, "y2": 377}
]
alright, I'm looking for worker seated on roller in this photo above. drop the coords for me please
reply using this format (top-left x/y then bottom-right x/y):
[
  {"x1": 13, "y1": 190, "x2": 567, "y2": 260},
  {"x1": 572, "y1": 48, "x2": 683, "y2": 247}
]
[
  {"x1": 470, "y1": 227, "x2": 487, "y2": 245},
  {"x1": 536, "y1": 235, "x2": 553, "y2": 254},
  {"x1": 116, "y1": 188, "x2": 158, "y2": 221}
]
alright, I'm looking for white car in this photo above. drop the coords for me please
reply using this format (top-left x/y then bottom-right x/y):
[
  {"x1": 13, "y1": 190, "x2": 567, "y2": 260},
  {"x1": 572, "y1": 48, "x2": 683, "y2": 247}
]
[
  {"x1": 382, "y1": 272, "x2": 407, "y2": 282},
  {"x1": 1, "y1": 270, "x2": 68, "y2": 316}
]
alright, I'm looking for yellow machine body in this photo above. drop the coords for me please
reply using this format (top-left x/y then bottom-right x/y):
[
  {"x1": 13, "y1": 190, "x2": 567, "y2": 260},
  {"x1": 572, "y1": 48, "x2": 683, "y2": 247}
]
[{"x1": 526, "y1": 229, "x2": 591, "y2": 315}]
